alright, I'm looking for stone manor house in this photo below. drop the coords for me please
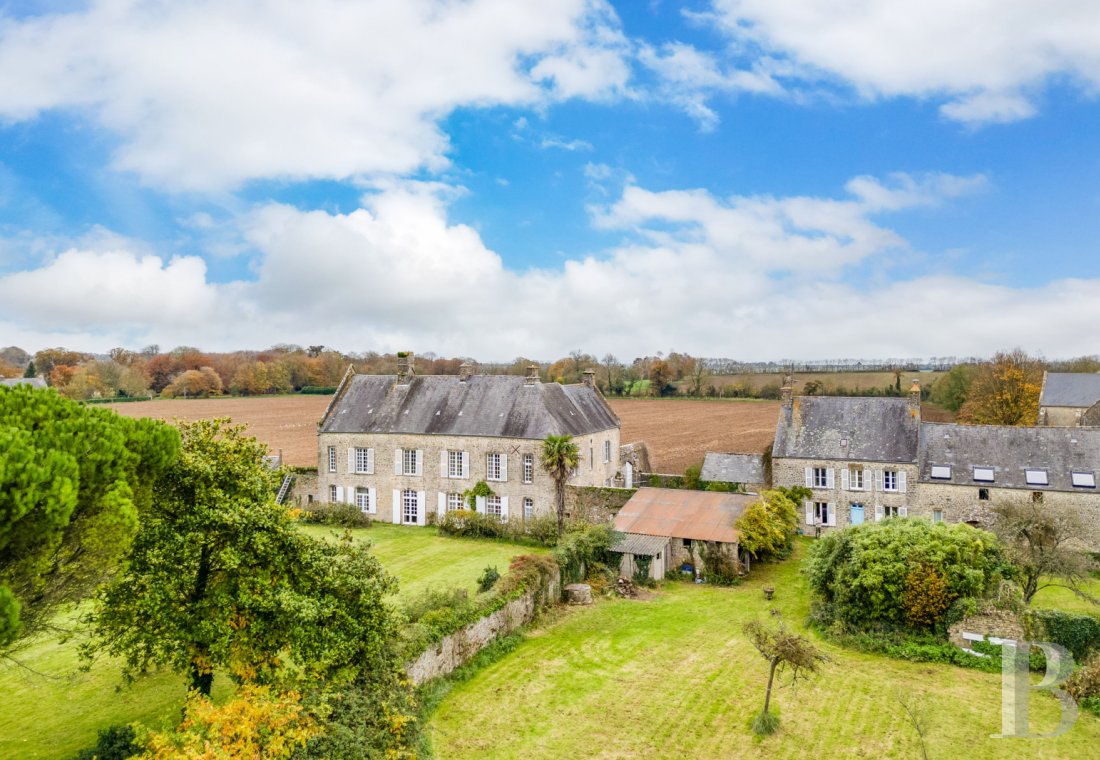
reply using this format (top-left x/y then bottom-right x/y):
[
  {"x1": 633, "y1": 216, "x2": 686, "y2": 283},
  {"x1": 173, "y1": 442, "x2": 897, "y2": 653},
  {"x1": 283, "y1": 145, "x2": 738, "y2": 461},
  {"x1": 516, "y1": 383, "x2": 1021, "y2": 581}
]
[
  {"x1": 773, "y1": 379, "x2": 1100, "y2": 547},
  {"x1": 317, "y1": 357, "x2": 621, "y2": 525}
]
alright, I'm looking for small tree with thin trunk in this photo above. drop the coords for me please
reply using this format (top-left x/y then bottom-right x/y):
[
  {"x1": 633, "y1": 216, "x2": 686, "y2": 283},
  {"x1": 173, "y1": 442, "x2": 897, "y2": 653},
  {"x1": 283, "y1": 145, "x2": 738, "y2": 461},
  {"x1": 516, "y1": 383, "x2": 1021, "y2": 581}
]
[
  {"x1": 743, "y1": 619, "x2": 828, "y2": 735},
  {"x1": 541, "y1": 434, "x2": 579, "y2": 538}
]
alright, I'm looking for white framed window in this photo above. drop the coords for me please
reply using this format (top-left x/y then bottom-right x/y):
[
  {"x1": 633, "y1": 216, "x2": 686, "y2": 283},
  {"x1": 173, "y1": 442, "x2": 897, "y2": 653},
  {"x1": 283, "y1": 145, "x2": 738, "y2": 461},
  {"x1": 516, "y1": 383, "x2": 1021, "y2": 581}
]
[
  {"x1": 329, "y1": 484, "x2": 338, "y2": 503},
  {"x1": 932, "y1": 509, "x2": 944, "y2": 523},
  {"x1": 847, "y1": 467, "x2": 865, "y2": 491},
  {"x1": 447, "y1": 450, "x2": 464, "y2": 478},
  {"x1": 973, "y1": 467, "x2": 995, "y2": 483},
  {"x1": 882, "y1": 470, "x2": 898, "y2": 492},
  {"x1": 1025, "y1": 469, "x2": 1048, "y2": 486},
  {"x1": 327, "y1": 446, "x2": 336, "y2": 473},
  {"x1": 604, "y1": 440, "x2": 611, "y2": 463},
  {"x1": 930, "y1": 465, "x2": 951, "y2": 480},
  {"x1": 402, "y1": 489, "x2": 418, "y2": 524},
  {"x1": 523, "y1": 497, "x2": 533, "y2": 519},
  {"x1": 487, "y1": 452, "x2": 506, "y2": 481},
  {"x1": 813, "y1": 501, "x2": 829, "y2": 524},
  {"x1": 354, "y1": 447, "x2": 372, "y2": 474},
  {"x1": 883, "y1": 505, "x2": 901, "y2": 518},
  {"x1": 486, "y1": 495, "x2": 502, "y2": 517},
  {"x1": 402, "y1": 449, "x2": 420, "y2": 476},
  {"x1": 523, "y1": 454, "x2": 534, "y2": 484},
  {"x1": 1072, "y1": 472, "x2": 1096, "y2": 488},
  {"x1": 812, "y1": 467, "x2": 831, "y2": 488},
  {"x1": 447, "y1": 492, "x2": 464, "y2": 512},
  {"x1": 355, "y1": 486, "x2": 371, "y2": 511}
]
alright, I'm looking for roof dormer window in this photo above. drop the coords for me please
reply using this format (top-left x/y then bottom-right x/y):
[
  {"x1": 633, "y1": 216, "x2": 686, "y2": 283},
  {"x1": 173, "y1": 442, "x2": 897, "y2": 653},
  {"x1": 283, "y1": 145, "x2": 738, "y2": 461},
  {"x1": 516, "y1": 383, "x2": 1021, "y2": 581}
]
[
  {"x1": 973, "y1": 467, "x2": 994, "y2": 482},
  {"x1": 1072, "y1": 472, "x2": 1096, "y2": 488},
  {"x1": 930, "y1": 465, "x2": 951, "y2": 480},
  {"x1": 1024, "y1": 469, "x2": 1048, "y2": 486}
]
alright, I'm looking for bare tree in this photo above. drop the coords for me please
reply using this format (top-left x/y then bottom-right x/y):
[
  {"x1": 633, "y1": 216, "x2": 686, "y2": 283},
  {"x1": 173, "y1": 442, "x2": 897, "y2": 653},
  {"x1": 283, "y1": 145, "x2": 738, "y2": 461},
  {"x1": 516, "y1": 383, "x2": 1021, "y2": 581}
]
[{"x1": 743, "y1": 619, "x2": 828, "y2": 735}]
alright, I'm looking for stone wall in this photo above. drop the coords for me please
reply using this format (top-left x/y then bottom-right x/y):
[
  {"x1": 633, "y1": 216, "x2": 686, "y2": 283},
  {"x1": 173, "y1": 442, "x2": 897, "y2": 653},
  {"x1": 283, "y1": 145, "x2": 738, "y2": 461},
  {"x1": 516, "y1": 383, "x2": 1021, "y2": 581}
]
[
  {"x1": 317, "y1": 428, "x2": 621, "y2": 523},
  {"x1": 286, "y1": 469, "x2": 318, "y2": 506},
  {"x1": 565, "y1": 485, "x2": 635, "y2": 523},
  {"x1": 1039, "y1": 406, "x2": 1085, "y2": 427},
  {"x1": 405, "y1": 567, "x2": 561, "y2": 686},
  {"x1": 772, "y1": 456, "x2": 919, "y2": 531}
]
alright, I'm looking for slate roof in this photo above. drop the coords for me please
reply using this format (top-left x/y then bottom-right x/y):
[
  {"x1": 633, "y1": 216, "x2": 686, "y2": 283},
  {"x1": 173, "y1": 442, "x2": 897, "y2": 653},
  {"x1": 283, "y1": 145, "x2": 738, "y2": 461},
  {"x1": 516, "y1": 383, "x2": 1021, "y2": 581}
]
[
  {"x1": 773, "y1": 396, "x2": 920, "y2": 464},
  {"x1": 0, "y1": 377, "x2": 47, "y2": 389},
  {"x1": 1039, "y1": 372, "x2": 1100, "y2": 408},
  {"x1": 918, "y1": 423, "x2": 1100, "y2": 493},
  {"x1": 612, "y1": 487, "x2": 753, "y2": 544},
  {"x1": 701, "y1": 452, "x2": 765, "y2": 485},
  {"x1": 610, "y1": 532, "x2": 670, "y2": 557},
  {"x1": 319, "y1": 374, "x2": 619, "y2": 439}
]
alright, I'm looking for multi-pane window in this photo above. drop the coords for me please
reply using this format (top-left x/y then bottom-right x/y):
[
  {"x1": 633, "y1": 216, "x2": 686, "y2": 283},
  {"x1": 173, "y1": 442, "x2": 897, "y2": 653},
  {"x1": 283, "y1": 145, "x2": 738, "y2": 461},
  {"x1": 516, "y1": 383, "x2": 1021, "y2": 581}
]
[
  {"x1": 447, "y1": 492, "x2": 464, "y2": 512},
  {"x1": 328, "y1": 446, "x2": 337, "y2": 473},
  {"x1": 604, "y1": 440, "x2": 611, "y2": 463},
  {"x1": 932, "y1": 509, "x2": 944, "y2": 524},
  {"x1": 355, "y1": 487, "x2": 370, "y2": 511},
  {"x1": 848, "y1": 467, "x2": 864, "y2": 490},
  {"x1": 812, "y1": 467, "x2": 829, "y2": 488},
  {"x1": 402, "y1": 490, "x2": 418, "y2": 524},
  {"x1": 882, "y1": 470, "x2": 898, "y2": 492},
  {"x1": 882, "y1": 505, "x2": 901, "y2": 518},
  {"x1": 523, "y1": 497, "x2": 533, "y2": 519},
  {"x1": 354, "y1": 447, "x2": 371, "y2": 474},
  {"x1": 487, "y1": 453, "x2": 503, "y2": 481},
  {"x1": 523, "y1": 454, "x2": 534, "y2": 484},
  {"x1": 447, "y1": 451, "x2": 463, "y2": 478},
  {"x1": 486, "y1": 495, "x2": 502, "y2": 517},
  {"x1": 812, "y1": 501, "x2": 829, "y2": 524},
  {"x1": 402, "y1": 449, "x2": 419, "y2": 476},
  {"x1": 329, "y1": 484, "x2": 338, "y2": 503}
]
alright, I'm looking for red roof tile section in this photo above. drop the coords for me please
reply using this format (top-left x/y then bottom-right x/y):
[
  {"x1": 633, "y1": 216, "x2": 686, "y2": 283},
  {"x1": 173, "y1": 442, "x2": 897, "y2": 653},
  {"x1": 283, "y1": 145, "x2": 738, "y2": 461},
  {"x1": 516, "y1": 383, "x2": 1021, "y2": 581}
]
[{"x1": 612, "y1": 487, "x2": 754, "y2": 544}]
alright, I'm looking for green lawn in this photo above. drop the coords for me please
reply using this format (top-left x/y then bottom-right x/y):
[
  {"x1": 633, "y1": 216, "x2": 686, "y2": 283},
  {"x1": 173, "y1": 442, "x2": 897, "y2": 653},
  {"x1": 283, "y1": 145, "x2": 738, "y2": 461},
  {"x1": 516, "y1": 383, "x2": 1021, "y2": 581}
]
[
  {"x1": 428, "y1": 540, "x2": 1100, "y2": 759},
  {"x1": 0, "y1": 525, "x2": 537, "y2": 760}
]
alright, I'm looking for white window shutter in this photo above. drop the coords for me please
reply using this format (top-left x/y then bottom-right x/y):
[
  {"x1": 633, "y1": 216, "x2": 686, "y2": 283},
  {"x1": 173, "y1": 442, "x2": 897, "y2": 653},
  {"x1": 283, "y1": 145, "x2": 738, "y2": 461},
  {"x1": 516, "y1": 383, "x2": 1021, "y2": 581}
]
[
  {"x1": 501, "y1": 454, "x2": 509, "y2": 481},
  {"x1": 335, "y1": 486, "x2": 344, "y2": 503},
  {"x1": 805, "y1": 467, "x2": 812, "y2": 487},
  {"x1": 899, "y1": 505, "x2": 908, "y2": 518},
  {"x1": 348, "y1": 448, "x2": 355, "y2": 473},
  {"x1": 500, "y1": 496, "x2": 509, "y2": 519},
  {"x1": 875, "y1": 504, "x2": 884, "y2": 522},
  {"x1": 438, "y1": 492, "x2": 446, "y2": 516},
  {"x1": 440, "y1": 451, "x2": 448, "y2": 478},
  {"x1": 862, "y1": 469, "x2": 870, "y2": 490},
  {"x1": 346, "y1": 487, "x2": 355, "y2": 505},
  {"x1": 461, "y1": 452, "x2": 470, "y2": 479},
  {"x1": 394, "y1": 449, "x2": 403, "y2": 475},
  {"x1": 899, "y1": 471, "x2": 908, "y2": 493},
  {"x1": 827, "y1": 503, "x2": 836, "y2": 527},
  {"x1": 876, "y1": 470, "x2": 884, "y2": 491},
  {"x1": 416, "y1": 491, "x2": 426, "y2": 525},
  {"x1": 826, "y1": 469, "x2": 835, "y2": 489},
  {"x1": 840, "y1": 468, "x2": 850, "y2": 491},
  {"x1": 367, "y1": 449, "x2": 374, "y2": 474},
  {"x1": 805, "y1": 500, "x2": 814, "y2": 526},
  {"x1": 392, "y1": 489, "x2": 401, "y2": 524},
  {"x1": 475, "y1": 495, "x2": 486, "y2": 514},
  {"x1": 368, "y1": 487, "x2": 376, "y2": 513},
  {"x1": 415, "y1": 450, "x2": 423, "y2": 476}
]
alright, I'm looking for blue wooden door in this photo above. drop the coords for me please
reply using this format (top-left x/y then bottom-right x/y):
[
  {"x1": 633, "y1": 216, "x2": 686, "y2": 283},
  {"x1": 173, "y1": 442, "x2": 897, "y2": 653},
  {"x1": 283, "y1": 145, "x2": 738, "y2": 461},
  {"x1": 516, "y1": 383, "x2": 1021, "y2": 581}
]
[{"x1": 850, "y1": 504, "x2": 865, "y2": 525}]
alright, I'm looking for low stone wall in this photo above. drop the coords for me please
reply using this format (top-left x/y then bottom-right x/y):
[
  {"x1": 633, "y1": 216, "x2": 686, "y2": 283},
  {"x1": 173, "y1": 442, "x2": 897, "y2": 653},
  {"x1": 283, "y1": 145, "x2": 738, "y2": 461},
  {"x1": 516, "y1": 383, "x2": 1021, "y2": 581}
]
[
  {"x1": 405, "y1": 567, "x2": 560, "y2": 686},
  {"x1": 566, "y1": 485, "x2": 635, "y2": 523},
  {"x1": 287, "y1": 469, "x2": 319, "y2": 506}
]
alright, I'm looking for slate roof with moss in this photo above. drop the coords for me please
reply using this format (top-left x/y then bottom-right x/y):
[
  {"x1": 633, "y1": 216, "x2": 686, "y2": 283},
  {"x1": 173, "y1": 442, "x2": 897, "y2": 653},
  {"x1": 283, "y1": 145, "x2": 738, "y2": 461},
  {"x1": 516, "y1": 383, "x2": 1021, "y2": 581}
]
[
  {"x1": 918, "y1": 422, "x2": 1100, "y2": 492},
  {"x1": 1039, "y1": 372, "x2": 1100, "y2": 408},
  {"x1": 701, "y1": 452, "x2": 765, "y2": 485},
  {"x1": 319, "y1": 373, "x2": 619, "y2": 440},
  {"x1": 773, "y1": 396, "x2": 920, "y2": 463}
]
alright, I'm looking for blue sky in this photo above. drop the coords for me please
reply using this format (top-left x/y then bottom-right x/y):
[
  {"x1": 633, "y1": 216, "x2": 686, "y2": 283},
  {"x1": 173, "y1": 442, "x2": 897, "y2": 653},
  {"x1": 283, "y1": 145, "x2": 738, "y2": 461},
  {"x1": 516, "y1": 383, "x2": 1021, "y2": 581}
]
[{"x1": 0, "y1": 0, "x2": 1099, "y2": 360}]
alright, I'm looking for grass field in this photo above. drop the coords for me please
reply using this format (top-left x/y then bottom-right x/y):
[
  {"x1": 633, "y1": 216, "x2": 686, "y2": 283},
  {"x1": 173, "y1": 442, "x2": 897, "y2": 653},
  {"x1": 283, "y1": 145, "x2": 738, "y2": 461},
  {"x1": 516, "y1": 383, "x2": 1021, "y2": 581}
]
[
  {"x1": 428, "y1": 540, "x2": 1100, "y2": 759},
  {"x1": 0, "y1": 526, "x2": 535, "y2": 760}
]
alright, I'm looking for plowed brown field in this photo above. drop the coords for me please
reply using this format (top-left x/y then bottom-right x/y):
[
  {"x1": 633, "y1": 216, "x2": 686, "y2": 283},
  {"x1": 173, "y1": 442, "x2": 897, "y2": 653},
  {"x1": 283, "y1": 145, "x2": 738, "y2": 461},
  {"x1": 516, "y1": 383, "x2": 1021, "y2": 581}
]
[{"x1": 106, "y1": 396, "x2": 779, "y2": 473}]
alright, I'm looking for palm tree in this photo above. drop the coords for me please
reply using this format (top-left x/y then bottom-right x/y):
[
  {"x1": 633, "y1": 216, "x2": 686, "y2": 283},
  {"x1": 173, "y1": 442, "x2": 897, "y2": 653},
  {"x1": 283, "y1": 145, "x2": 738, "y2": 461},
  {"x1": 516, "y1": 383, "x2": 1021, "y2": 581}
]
[{"x1": 541, "y1": 434, "x2": 579, "y2": 538}]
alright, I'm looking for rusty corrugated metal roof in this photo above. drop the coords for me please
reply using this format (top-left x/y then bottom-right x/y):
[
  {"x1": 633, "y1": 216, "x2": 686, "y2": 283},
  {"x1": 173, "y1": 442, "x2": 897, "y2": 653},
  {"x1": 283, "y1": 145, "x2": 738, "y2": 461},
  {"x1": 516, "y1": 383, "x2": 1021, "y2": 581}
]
[{"x1": 612, "y1": 487, "x2": 753, "y2": 544}]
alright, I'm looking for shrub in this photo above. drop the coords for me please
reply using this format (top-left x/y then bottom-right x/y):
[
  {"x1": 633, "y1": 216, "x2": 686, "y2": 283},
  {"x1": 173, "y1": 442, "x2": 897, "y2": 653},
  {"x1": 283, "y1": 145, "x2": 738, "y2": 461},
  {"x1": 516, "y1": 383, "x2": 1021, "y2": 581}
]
[
  {"x1": 682, "y1": 463, "x2": 703, "y2": 490},
  {"x1": 70, "y1": 725, "x2": 141, "y2": 760},
  {"x1": 805, "y1": 519, "x2": 1007, "y2": 633},
  {"x1": 698, "y1": 542, "x2": 743, "y2": 586},
  {"x1": 1066, "y1": 653, "x2": 1100, "y2": 703},
  {"x1": 736, "y1": 487, "x2": 804, "y2": 562},
  {"x1": 478, "y1": 566, "x2": 500, "y2": 593},
  {"x1": 297, "y1": 503, "x2": 372, "y2": 528},
  {"x1": 903, "y1": 563, "x2": 952, "y2": 630},
  {"x1": 633, "y1": 555, "x2": 654, "y2": 586},
  {"x1": 554, "y1": 524, "x2": 617, "y2": 584},
  {"x1": 298, "y1": 386, "x2": 337, "y2": 395},
  {"x1": 1025, "y1": 609, "x2": 1100, "y2": 663}
]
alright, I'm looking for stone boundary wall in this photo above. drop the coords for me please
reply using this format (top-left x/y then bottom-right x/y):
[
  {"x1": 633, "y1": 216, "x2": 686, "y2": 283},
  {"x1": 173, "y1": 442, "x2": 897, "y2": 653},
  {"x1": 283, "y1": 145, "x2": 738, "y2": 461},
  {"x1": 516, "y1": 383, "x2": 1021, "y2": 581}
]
[
  {"x1": 286, "y1": 469, "x2": 319, "y2": 506},
  {"x1": 566, "y1": 485, "x2": 635, "y2": 523},
  {"x1": 405, "y1": 567, "x2": 561, "y2": 686}
]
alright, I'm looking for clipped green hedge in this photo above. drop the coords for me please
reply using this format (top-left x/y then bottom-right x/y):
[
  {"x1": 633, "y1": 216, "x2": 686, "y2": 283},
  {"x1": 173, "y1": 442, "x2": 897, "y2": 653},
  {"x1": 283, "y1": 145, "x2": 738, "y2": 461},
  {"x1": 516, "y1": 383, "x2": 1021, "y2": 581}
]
[
  {"x1": 1025, "y1": 609, "x2": 1100, "y2": 662},
  {"x1": 299, "y1": 386, "x2": 337, "y2": 394}
]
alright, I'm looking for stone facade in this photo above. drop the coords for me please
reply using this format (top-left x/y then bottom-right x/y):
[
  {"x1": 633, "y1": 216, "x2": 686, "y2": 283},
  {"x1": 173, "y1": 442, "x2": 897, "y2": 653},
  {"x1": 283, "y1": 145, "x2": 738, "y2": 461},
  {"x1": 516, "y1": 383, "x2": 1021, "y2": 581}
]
[
  {"x1": 317, "y1": 428, "x2": 621, "y2": 524},
  {"x1": 1039, "y1": 406, "x2": 1087, "y2": 427},
  {"x1": 772, "y1": 456, "x2": 919, "y2": 531}
]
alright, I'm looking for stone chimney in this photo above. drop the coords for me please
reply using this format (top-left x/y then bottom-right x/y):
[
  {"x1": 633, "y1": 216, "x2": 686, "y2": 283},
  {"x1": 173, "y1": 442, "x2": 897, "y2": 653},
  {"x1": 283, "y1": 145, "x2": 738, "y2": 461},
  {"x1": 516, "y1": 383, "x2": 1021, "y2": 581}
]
[
  {"x1": 525, "y1": 364, "x2": 540, "y2": 386},
  {"x1": 396, "y1": 351, "x2": 413, "y2": 384},
  {"x1": 582, "y1": 368, "x2": 596, "y2": 387},
  {"x1": 459, "y1": 361, "x2": 474, "y2": 382},
  {"x1": 908, "y1": 379, "x2": 921, "y2": 417},
  {"x1": 781, "y1": 375, "x2": 794, "y2": 409}
]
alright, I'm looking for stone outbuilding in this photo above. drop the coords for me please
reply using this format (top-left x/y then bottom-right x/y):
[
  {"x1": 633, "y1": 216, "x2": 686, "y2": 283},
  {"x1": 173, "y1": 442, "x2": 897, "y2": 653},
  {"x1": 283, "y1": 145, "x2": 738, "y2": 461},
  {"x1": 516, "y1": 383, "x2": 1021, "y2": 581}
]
[
  {"x1": 1037, "y1": 371, "x2": 1100, "y2": 426},
  {"x1": 701, "y1": 452, "x2": 767, "y2": 492}
]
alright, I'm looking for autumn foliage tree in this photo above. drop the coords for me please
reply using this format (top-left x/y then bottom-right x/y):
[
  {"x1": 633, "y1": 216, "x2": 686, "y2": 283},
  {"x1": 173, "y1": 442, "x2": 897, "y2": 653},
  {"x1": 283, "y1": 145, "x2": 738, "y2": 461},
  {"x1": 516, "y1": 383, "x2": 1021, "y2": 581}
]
[
  {"x1": 743, "y1": 619, "x2": 828, "y2": 735},
  {"x1": 736, "y1": 487, "x2": 805, "y2": 562},
  {"x1": 957, "y1": 349, "x2": 1043, "y2": 425}
]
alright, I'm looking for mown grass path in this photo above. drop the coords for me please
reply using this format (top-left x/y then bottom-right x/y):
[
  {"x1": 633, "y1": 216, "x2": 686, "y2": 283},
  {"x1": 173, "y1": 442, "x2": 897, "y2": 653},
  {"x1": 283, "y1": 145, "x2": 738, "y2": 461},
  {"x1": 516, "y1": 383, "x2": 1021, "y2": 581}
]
[{"x1": 429, "y1": 542, "x2": 1100, "y2": 759}]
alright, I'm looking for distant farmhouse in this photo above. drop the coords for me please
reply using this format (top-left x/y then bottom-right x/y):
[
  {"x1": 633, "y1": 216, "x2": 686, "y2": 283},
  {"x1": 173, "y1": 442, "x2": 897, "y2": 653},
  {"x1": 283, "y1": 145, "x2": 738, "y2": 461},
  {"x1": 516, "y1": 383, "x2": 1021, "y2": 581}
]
[
  {"x1": 773, "y1": 378, "x2": 1100, "y2": 547},
  {"x1": 1038, "y1": 371, "x2": 1100, "y2": 426},
  {"x1": 317, "y1": 356, "x2": 621, "y2": 525},
  {"x1": 0, "y1": 377, "x2": 46, "y2": 389}
]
